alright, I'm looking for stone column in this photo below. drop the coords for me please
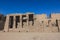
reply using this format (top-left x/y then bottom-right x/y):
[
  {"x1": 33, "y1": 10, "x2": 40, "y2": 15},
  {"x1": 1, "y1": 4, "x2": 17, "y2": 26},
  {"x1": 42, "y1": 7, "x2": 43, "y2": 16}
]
[
  {"x1": 18, "y1": 15, "x2": 22, "y2": 32},
  {"x1": 13, "y1": 16, "x2": 16, "y2": 30},
  {"x1": 20, "y1": 15, "x2": 22, "y2": 27},
  {"x1": 26, "y1": 14, "x2": 29, "y2": 26},
  {"x1": 32, "y1": 14, "x2": 34, "y2": 25},
  {"x1": 25, "y1": 14, "x2": 29, "y2": 32},
  {"x1": 4, "y1": 15, "x2": 9, "y2": 32}
]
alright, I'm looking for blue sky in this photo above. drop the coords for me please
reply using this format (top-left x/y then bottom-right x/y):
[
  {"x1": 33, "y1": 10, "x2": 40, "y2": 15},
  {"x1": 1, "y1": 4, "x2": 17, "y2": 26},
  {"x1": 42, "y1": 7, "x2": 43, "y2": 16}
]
[{"x1": 0, "y1": 0, "x2": 60, "y2": 16}]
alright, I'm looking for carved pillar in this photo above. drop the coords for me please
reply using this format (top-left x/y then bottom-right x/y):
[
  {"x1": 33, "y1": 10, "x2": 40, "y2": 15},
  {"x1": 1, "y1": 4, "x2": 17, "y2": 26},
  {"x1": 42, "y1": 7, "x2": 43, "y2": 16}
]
[
  {"x1": 26, "y1": 14, "x2": 29, "y2": 26},
  {"x1": 4, "y1": 15, "x2": 9, "y2": 32},
  {"x1": 32, "y1": 14, "x2": 34, "y2": 25},
  {"x1": 19, "y1": 15, "x2": 23, "y2": 29},
  {"x1": 20, "y1": 15, "x2": 22, "y2": 27},
  {"x1": 13, "y1": 16, "x2": 16, "y2": 29}
]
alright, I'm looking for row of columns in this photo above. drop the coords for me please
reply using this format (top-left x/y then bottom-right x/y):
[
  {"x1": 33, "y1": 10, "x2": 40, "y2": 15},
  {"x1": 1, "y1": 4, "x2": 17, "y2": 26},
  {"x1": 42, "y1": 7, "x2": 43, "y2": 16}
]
[{"x1": 4, "y1": 14, "x2": 29, "y2": 32}]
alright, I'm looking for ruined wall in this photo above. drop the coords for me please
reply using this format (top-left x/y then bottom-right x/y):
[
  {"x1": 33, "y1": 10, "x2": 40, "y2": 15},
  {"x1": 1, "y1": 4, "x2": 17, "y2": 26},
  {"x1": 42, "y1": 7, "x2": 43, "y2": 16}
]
[
  {"x1": 51, "y1": 13, "x2": 60, "y2": 32},
  {"x1": 2, "y1": 13, "x2": 60, "y2": 32}
]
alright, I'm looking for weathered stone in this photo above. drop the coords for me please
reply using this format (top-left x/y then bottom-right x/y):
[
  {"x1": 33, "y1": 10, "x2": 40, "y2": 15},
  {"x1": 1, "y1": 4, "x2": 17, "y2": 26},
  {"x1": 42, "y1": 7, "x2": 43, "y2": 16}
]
[{"x1": 3, "y1": 13, "x2": 60, "y2": 32}]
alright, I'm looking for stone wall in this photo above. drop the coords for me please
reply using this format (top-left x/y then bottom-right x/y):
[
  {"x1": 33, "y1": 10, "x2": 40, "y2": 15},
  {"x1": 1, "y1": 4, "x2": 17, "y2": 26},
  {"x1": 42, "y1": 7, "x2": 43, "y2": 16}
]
[{"x1": 1, "y1": 13, "x2": 60, "y2": 32}]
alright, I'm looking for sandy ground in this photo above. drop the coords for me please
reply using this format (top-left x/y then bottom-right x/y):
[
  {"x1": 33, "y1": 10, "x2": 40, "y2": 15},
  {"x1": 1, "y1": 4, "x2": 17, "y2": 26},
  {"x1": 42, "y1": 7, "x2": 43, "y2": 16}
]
[{"x1": 0, "y1": 32, "x2": 60, "y2": 40}]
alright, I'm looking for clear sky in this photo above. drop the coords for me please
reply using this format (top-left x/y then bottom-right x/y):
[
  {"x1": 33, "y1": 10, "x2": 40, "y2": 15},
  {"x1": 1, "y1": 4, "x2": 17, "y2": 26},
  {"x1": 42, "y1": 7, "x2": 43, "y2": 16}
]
[{"x1": 0, "y1": 0, "x2": 60, "y2": 16}]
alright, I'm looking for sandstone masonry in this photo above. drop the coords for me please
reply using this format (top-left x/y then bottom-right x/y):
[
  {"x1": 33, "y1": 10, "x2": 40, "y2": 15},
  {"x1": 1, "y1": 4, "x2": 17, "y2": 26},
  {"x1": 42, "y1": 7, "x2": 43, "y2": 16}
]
[{"x1": 3, "y1": 13, "x2": 60, "y2": 32}]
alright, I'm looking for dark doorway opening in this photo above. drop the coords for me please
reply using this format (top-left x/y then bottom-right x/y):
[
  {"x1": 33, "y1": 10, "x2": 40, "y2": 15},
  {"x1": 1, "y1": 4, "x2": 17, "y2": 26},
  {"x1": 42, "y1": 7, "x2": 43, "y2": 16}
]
[
  {"x1": 16, "y1": 16, "x2": 20, "y2": 28},
  {"x1": 22, "y1": 15, "x2": 27, "y2": 28},
  {"x1": 56, "y1": 20, "x2": 58, "y2": 26},
  {"x1": 29, "y1": 14, "x2": 33, "y2": 21},
  {"x1": 29, "y1": 14, "x2": 34, "y2": 25},
  {"x1": 9, "y1": 16, "x2": 13, "y2": 28}
]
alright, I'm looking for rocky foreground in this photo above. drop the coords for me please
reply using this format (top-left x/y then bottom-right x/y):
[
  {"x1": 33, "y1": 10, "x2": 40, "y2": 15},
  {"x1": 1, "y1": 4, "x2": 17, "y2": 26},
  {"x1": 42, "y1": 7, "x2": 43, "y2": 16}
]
[{"x1": 0, "y1": 32, "x2": 60, "y2": 40}]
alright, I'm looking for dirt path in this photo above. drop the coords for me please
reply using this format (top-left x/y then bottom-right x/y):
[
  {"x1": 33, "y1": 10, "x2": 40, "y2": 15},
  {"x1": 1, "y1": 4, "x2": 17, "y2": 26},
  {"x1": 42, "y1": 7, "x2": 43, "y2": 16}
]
[{"x1": 0, "y1": 32, "x2": 60, "y2": 40}]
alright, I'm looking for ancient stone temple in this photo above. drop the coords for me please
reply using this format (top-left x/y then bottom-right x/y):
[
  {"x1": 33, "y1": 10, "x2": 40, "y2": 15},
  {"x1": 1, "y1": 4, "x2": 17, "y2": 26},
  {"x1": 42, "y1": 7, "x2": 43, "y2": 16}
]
[
  {"x1": 4, "y1": 13, "x2": 35, "y2": 32},
  {"x1": 3, "y1": 13, "x2": 60, "y2": 32}
]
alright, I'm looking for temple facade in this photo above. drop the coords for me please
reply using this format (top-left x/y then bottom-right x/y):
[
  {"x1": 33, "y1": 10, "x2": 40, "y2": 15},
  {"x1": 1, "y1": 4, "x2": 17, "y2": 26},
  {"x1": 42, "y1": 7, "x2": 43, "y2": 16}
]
[{"x1": 3, "y1": 13, "x2": 60, "y2": 32}]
